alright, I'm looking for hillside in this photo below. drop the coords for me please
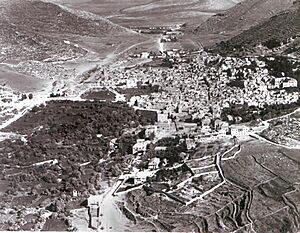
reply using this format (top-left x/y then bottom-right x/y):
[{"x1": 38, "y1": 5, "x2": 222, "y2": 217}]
[
  {"x1": 191, "y1": 0, "x2": 295, "y2": 46},
  {"x1": 0, "y1": 0, "x2": 139, "y2": 62},
  {"x1": 208, "y1": 1, "x2": 300, "y2": 56},
  {"x1": 5, "y1": 0, "x2": 126, "y2": 37}
]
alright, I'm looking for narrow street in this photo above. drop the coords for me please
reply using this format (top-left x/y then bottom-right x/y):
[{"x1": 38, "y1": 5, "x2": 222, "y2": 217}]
[{"x1": 96, "y1": 180, "x2": 129, "y2": 232}]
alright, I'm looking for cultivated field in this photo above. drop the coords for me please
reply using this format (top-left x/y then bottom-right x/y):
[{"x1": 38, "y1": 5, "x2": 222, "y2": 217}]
[
  {"x1": 59, "y1": 0, "x2": 237, "y2": 28},
  {"x1": 120, "y1": 139, "x2": 300, "y2": 232},
  {"x1": 48, "y1": 0, "x2": 244, "y2": 45}
]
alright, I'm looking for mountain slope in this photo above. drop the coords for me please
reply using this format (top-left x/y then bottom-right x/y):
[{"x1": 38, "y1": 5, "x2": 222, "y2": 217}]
[
  {"x1": 191, "y1": 0, "x2": 295, "y2": 46},
  {"x1": 0, "y1": 18, "x2": 85, "y2": 62},
  {"x1": 0, "y1": 0, "x2": 139, "y2": 62},
  {"x1": 5, "y1": 0, "x2": 127, "y2": 37},
  {"x1": 208, "y1": 1, "x2": 300, "y2": 55}
]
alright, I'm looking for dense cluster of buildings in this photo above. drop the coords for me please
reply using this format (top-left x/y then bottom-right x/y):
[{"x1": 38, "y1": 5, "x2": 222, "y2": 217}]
[
  {"x1": 94, "y1": 52, "x2": 299, "y2": 143},
  {"x1": 211, "y1": 56, "x2": 299, "y2": 107},
  {"x1": 129, "y1": 49, "x2": 200, "y2": 63},
  {"x1": 82, "y1": 42, "x2": 300, "y2": 230}
]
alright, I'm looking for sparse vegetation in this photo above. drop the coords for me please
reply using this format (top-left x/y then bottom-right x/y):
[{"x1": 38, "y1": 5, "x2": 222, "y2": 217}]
[{"x1": 207, "y1": 5, "x2": 300, "y2": 56}]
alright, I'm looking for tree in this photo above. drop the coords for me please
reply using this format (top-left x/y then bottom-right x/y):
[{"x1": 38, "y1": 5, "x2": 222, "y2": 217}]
[
  {"x1": 138, "y1": 129, "x2": 146, "y2": 139},
  {"x1": 20, "y1": 94, "x2": 27, "y2": 100},
  {"x1": 149, "y1": 132, "x2": 155, "y2": 141},
  {"x1": 262, "y1": 38, "x2": 281, "y2": 49},
  {"x1": 174, "y1": 105, "x2": 179, "y2": 113}
]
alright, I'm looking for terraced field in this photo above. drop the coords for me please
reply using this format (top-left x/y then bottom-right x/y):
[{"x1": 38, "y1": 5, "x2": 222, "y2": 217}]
[{"x1": 121, "y1": 139, "x2": 300, "y2": 232}]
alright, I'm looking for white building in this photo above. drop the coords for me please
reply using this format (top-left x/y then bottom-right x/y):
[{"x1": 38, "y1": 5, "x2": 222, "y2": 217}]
[
  {"x1": 186, "y1": 138, "x2": 196, "y2": 150},
  {"x1": 157, "y1": 113, "x2": 169, "y2": 123},
  {"x1": 148, "y1": 157, "x2": 160, "y2": 170},
  {"x1": 132, "y1": 139, "x2": 150, "y2": 154},
  {"x1": 282, "y1": 78, "x2": 298, "y2": 88},
  {"x1": 126, "y1": 79, "x2": 137, "y2": 88},
  {"x1": 115, "y1": 93, "x2": 126, "y2": 102},
  {"x1": 154, "y1": 146, "x2": 167, "y2": 151},
  {"x1": 134, "y1": 170, "x2": 155, "y2": 184},
  {"x1": 180, "y1": 123, "x2": 198, "y2": 131},
  {"x1": 271, "y1": 77, "x2": 298, "y2": 89},
  {"x1": 87, "y1": 196, "x2": 100, "y2": 207},
  {"x1": 157, "y1": 121, "x2": 173, "y2": 132},
  {"x1": 72, "y1": 190, "x2": 78, "y2": 197},
  {"x1": 141, "y1": 52, "x2": 150, "y2": 59},
  {"x1": 145, "y1": 125, "x2": 157, "y2": 138},
  {"x1": 230, "y1": 125, "x2": 250, "y2": 137},
  {"x1": 87, "y1": 195, "x2": 100, "y2": 229}
]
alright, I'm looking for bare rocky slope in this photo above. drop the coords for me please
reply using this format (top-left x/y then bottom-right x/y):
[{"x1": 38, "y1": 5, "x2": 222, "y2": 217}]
[
  {"x1": 191, "y1": 0, "x2": 295, "y2": 46},
  {"x1": 5, "y1": 0, "x2": 125, "y2": 36},
  {"x1": 207, "y1": 0, "x2": 300, "y2": 56},
  {"x1": 0, "y1": 0, "x2": 135, "y2": 62}
]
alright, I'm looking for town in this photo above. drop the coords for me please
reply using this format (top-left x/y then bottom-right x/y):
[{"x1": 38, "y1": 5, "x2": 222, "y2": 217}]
[
  {"x1": 1, "y1": 29, "x2": 300, "y2": 230},
  {"x1": 1, "y1": 0, "x2": 300, "y2": 232},
  {"x1": 82, "y1": 50, "x2": 300, "y2": 141},
  {"x1": 79, "y1": 49, "x2": 300, "y2": 230}
]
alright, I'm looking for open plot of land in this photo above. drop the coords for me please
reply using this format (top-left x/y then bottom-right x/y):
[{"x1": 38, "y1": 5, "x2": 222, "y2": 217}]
[
  {"x1": 42, "y1": 0, "x2": 216, "y2": 58},
  {"x1": 81, "y1": 89, "x2": 116, "y2": 101},
  {"x1": 113, "y1": 0, "x2": 240, "y2": 28},
  {"x1": 191, "y1": 0, "x2": 295, "y2": 47},
  {"x1": 223, "y1": 140, "x2": 300, "y2": 188},
  {"x1": 48, "y1": 0, "x2": 242, "y2": 33},
  {"x1": 222, "y1": 140, "x2": 300, "y2": 232},
  {"x1": 0, "y1": 65, "x2": 50, "y2": 93},
  {"x1": 121, "y1": 0, "x2": 199, "y2": 13},
  {"x1": 47, "y1": 0, "x2": 154, "y2": 16},
  {"x1": 279, "y1": 149, "x2": 300, "y2": 163},
  {"x1": 191, "y1": 142, "x2": 233, "y2": 160},
  {"x1": 260, "y1": 110, "x2": 300, "y2": 148}
]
